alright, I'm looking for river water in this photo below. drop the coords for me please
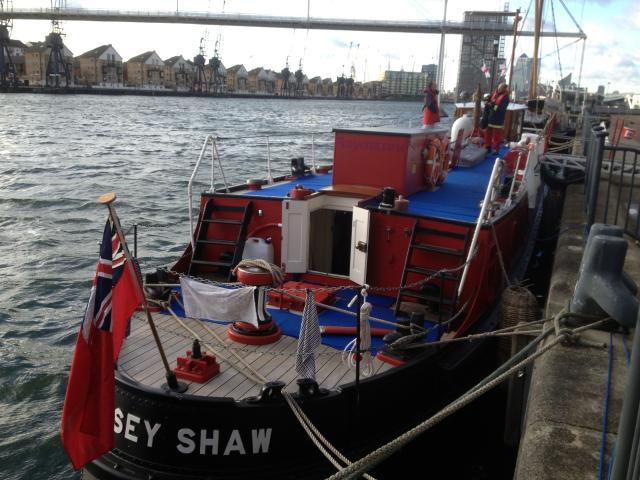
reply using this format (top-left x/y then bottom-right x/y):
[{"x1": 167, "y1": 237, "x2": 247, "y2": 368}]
[{"x1": 0, "y1": 94, "x2": 439, "y2": 479}]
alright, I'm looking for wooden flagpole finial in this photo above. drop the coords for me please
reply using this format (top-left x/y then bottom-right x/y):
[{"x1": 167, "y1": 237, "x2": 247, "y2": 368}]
[{"x1": 98, "y1": 192, "x2": 117, "y2": 205}]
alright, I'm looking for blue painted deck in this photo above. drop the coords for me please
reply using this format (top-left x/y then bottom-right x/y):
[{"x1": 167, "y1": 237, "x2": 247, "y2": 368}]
[{"x1": 243, "y1": 147, "x2": 504, "y2": 224}]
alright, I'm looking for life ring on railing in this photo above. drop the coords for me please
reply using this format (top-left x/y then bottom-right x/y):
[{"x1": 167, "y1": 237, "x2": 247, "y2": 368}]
[
  {"x1": 423, "y1": 138, "x2": 443, "y2": 186},
  {"x1": 503, "y1": 146, "x2": 529, "y2": 178}
]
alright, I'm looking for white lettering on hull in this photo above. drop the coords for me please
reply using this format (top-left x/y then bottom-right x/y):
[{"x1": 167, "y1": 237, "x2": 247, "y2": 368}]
[
  {"x1": 114, "y1": 409, "x2": 272, "y2": 455},
  {"x1": 176, "y1": 428, "x2": 272, "y2": 455}
]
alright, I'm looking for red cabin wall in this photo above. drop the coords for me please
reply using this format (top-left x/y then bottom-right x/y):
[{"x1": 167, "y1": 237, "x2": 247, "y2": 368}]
[{"x1": 332, "y1": 131, "x2": 429, "y2": 196}]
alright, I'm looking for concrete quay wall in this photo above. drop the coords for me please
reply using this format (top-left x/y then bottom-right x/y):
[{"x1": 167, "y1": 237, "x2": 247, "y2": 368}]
[{"x1": 515, "y1": 184, "x2": 640, "y2": 479}]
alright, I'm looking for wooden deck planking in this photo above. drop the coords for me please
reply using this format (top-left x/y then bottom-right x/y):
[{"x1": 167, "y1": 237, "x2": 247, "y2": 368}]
[
  {"x1": 119, "y1": 312, "x2": 397, "y2": 400},
  {"x1": 188, "y1": 324, "x2": 289, "y2": 397},
  {"x1": 219, "y1": 336, "x2": 301, "y2": 399}
]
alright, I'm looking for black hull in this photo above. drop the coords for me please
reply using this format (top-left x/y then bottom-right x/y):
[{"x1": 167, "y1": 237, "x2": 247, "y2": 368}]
[{"x1": 86, "y1": 312, "x2": 500, "y2": 480}]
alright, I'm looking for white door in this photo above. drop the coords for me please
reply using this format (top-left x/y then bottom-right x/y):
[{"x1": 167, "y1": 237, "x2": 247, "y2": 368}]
[
  {"x1": 349, "y1": 206, "x2": 370, "y2": 285},
  {"x1": 281, "y1": 199, "x2": 310, "y2": 273}
]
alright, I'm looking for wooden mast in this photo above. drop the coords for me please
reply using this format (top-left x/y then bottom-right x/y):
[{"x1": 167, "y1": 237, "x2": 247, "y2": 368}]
[
  {"x1": 528, "y1": 0, "x2": 544, "y2": 102},
  {"x1": 508, "y1": 8, "x2": 521, "y2": 97}
]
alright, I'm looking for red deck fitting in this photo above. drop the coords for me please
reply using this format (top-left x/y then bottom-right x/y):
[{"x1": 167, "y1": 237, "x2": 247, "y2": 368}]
[{"x1": 174, "y1": 350, "x2": 221, "y2": 383}]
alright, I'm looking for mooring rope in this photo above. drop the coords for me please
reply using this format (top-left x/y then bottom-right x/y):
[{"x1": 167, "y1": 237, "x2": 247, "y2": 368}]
[
  {"x1": 323, "y1": 315, "x2": 610, "y2": 480},
  {"x1": 282, "y1": 391, "x2": 377, "y2": 480}
]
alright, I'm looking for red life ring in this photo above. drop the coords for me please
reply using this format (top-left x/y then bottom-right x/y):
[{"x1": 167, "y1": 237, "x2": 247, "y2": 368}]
[{"x1": 423, "y1": 138, "x2": 443, "y2": 186}]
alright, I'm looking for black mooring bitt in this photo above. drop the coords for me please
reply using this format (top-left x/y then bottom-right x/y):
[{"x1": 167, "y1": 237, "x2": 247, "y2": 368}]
[{"x1": 570, "y1": 224, "x2": 639, "y2": 327}]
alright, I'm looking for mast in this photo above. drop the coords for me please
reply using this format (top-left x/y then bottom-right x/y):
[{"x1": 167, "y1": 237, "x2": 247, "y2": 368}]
[
  {"x1": 436, "y1": 0, "x2": 448, "y2": 104},
  {"x1": 507, "y1": 8, "x2": 521, "y2": 97},
  {"x1": 528, "y1": 0, "x2": 543, "y2": 100}
]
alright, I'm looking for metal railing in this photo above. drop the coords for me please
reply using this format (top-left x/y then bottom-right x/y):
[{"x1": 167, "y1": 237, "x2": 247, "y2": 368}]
[
  {"x1": 584, "y1": 124, "x2": 640, "y2": 240},
  {"x1": 187, "y1": 132, "x2": 333, "y2": 250}
]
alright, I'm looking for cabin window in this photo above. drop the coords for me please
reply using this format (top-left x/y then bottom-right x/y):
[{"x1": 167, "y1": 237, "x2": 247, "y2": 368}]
[{"x1": 308, "y1": 208, "x2": 352, "y2": 276}]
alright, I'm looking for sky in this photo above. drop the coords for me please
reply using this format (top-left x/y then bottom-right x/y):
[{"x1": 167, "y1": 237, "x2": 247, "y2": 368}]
[{"x1": 5, "y1": 0, "x2": 640, "y2": 93}]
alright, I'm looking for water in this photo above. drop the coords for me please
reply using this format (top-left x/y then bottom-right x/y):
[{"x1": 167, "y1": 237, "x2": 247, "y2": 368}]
[{"x1": 0, "y1": 94, "x2": 435, "y2": 479}]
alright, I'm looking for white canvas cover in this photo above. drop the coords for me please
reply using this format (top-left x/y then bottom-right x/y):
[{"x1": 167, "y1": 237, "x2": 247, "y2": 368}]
[{"x1": 180, "y1": 277, "x2": 258, "y2": 327}]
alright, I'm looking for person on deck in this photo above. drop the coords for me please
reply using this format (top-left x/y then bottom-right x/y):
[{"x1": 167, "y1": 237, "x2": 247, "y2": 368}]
[
  {"x1": 483, "y1": 83, "x2": 510, "y2": 154},
  {"x1": 422, "y1": 81, "x2": 440, "y2": 127}
]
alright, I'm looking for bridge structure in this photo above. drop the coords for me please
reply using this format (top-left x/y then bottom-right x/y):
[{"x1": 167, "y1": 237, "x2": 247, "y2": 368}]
[{"x1": 0, "y1": 7, "x2": 586, "y2": 39}]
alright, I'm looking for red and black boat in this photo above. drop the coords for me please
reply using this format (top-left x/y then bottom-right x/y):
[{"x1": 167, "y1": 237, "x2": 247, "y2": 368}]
[{"x1": 84, "y1": 122, "x2": 547, "y2": 479}]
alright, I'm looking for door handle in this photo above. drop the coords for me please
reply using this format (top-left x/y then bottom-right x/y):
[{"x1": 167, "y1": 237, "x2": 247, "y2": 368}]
[{"x1": 356, "y1": 241, "x2": 368, "y2": 253}]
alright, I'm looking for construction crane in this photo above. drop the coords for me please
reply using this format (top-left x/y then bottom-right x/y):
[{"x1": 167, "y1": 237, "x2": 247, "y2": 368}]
[
  {"x1": 45, "y1": 0, "x2": 71, "y2": 87},
  {"x1": 0, "y1": 0, "x2": 18, "y2": 88},
  {"x1": 192, "y1": 33, "x2": 208, "y2": 93},
  {"x1": 209, "y1": 34, "x2": 223, "y2": 93},
  {"x1": 294, "y1": 58, "x2": 305, "y2": 96},
  {"x1": 280, "y1": 56, "x2": 291, "y2": 96}
]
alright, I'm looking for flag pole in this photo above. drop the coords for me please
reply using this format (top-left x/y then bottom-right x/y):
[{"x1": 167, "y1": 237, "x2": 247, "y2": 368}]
[{"x1": 98, "y1": 192, "x2": 187, "y2": 393}]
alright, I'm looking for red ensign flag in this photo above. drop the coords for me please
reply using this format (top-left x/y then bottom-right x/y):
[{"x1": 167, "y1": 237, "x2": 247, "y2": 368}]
[{"x1": 61, "y1": 220, "x2": 143, "y2": 470}]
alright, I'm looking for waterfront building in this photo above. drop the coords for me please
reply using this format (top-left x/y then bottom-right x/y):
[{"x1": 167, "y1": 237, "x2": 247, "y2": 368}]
[
  {"x1": 76, "y1": 44, "x2": 123, "y2": 87},
  {"x1": 353, "y1": 81, "x2": 365, "y2": 99},
  {"x1": 421, "y1": 64, "x2": 438, "y2": 83},
  {"x1": 164, "y1": 55, "x2": 190, "y2": 91},
  {"x1": 125, "y1": 51, "x2": 164, "y2": 88},
  {"x1": 5, "y1": 39, "x2": 27, "y2": 80},
  {"x1": 247, "y1": 67, "x2": 268, "y2": 94},
  {"x1": 363, "y1": 80, "x2": 383, "y2": 99},
  {"x1": 322, "y1": 78, "x2": 334, "y2": 97},
  {"x1": 511, "y1": 53, "x2": 532, "y2": 100},
  {"x1": 456, "y1": 10, "x2": 507, "y2": 98},
  {"x1": 381, "y1": 70, "x2": 427, "y2": 97},
  {"x1": 226, "y1": 64, "x2": 248, "y2": 93},
  {"x1": 308, "y1": 76, "x2": 322, "y2": 96},
  {"x1": 24, "y1": 41, "x2": 73, "y2": 87}
]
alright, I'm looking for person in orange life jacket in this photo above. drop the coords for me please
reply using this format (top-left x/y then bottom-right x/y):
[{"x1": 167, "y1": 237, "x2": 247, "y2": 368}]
[
  {"x1": 482, "y1": 83, "x2": 510, "y2": 154},
  {"x1": 422, "y1": 81, "x2": 440, "y2": 126}
]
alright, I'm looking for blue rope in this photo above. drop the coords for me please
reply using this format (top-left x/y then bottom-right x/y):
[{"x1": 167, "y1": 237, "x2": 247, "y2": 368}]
[
  {"x1": 608, "y1": 334, "x2": 632, "y2": 479},
  {"x1": 622, "y1": 335, "x2": 631, "y2": 366},
  {"x1": 599, "y1": 332, "x2": 614, "y2": 480}
]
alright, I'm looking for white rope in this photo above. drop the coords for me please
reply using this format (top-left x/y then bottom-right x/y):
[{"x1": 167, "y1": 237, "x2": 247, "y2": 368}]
[
  {"x1": 341, "y1": 289, "x2": 374, "y2": 377},
  {"x1": 282, "y1": 392, "x2": 377, "y2": 480},
  {"x1": 325, "y1": 317, "x2": 610, "y2": 480}
]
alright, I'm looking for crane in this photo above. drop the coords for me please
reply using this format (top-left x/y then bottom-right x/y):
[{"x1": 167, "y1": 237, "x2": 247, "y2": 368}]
[
  {"x1": 209, "y1": 34, "x2": 224, "y2": 93},
  {"x1": 192, "y1": 32, "x2": 209, "y2": 93},
  {"x1": 45, "y1": 0, "x2": 71, "y2": 87},
  {"x1": 0, "y1": 0, "x2": 18, "y2": 88}
]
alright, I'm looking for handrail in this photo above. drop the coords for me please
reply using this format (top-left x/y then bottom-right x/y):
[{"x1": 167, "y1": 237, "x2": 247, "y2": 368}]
[
  {"x1": 187, "y1": 132, "x2": 333, "y2": 248},
  {"x1": 457, "y1": 157, "x2": 504, "y2": 297},
  {"x1": 187, "y1": 135, "x2": 230, "y2": 250}
]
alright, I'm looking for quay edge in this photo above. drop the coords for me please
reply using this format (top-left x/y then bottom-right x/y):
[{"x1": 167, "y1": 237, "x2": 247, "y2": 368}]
[{"x1": 515, "y1": 183, "x2": 640, "y2": 479}]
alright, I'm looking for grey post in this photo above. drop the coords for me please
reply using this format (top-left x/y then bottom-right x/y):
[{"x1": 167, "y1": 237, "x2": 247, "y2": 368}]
[
  {"x1": 570, "y1": 223, "x2": 639, "y2": 327},
  {"x1": 585, "y1": 127, "x2": 607, "y2": 232}
]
